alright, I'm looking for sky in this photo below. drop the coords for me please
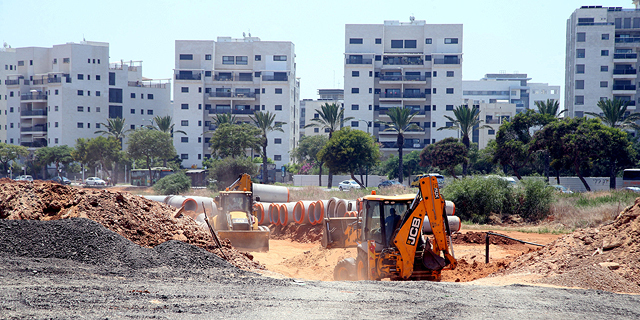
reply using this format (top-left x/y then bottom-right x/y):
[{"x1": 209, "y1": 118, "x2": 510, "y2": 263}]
[{"x1": 0, "y1": 0, "x2": 636, "y2": 104}]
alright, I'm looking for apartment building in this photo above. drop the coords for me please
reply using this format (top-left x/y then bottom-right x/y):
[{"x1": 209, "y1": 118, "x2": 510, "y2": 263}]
[
  {"x1": 566, "y1": 5, "x2": 640, "y2": 117},
  {"x1": 0, "y1": 41, "x2": 170, "y2": 150},
  {"x1": 343, "y1": 19, "x2": 463, "y2": 157},
  {"x1": 460, "y1": 98, "x2": 516, "y2": 149},
  {"x1": 173, "y1": 37, "x2": 299, "y2": 168},
  {"x1": 0, "y1": 45, "x2": 17, "y2": 144},
  {"x1": 300, "y1": 89, "x2": 344, "y2": 137}
]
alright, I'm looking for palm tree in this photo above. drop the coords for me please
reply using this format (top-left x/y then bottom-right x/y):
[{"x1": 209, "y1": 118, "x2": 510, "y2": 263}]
[
  {"x1": 377, "y1": 107, "x2": 420, "y2": 183},
  {"x1": 212, "y1": 113, "x2": 238, "y2": 127},
  {"x1": 249, "y1": 111, "x2": 286, "y2": 184},
  {"x1": 437, "y1": 104, "x2": 490, "y2": 175},
  {"x1": 535, "y1": 99, "x2": 566, "y2": 117},
  {"x1": 148, "y1": 115, "x2": 186, "y2": 137},
  {"x1": 304, "y1": 103, "x2": 354, "y2": 188},
  {"x1": 585, "y1": 98, "x2": 640, "y2": 130},
  {"x1": 95, "y1": 117, "x2": 131, "y2": 147}
]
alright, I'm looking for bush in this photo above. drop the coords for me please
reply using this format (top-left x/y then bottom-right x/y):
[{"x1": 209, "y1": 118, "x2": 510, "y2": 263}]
[
  {"x1": 517, "y1": 178, "x2": 554, "y2": 221},
  {"x1": 153, "y1": 172, "x2": 191, "y2": 195},
  {"x1": 207, "y1": 157, "x2": 258, "y2": 189}
]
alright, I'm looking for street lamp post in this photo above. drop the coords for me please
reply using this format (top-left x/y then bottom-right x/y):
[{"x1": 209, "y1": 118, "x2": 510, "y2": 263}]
[{"x1": 358, "y1": 119, "x2": 373, "y2": 187}]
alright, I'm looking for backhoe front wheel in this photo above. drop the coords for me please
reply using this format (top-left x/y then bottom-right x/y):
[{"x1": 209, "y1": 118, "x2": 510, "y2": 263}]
[
  {"x1": 356, "y1": 249, "x2": 369, "y2": 280},
  {"x1": 333, "y1": 258, "x2": 356, "y2": 281}
]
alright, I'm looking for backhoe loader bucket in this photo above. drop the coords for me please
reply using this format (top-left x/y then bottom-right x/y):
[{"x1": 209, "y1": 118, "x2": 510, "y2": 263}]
[
  {"x1": 217, "y1": 229, "x2": 270, "y2": 252},
  {"x1": 321, "y1": 216, "x2": 360, "y2": 249}
]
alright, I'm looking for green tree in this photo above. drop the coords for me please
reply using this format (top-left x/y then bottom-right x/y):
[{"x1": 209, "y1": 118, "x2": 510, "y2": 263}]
[
  {"x1": 419, "y1": 137, "x2": 467, "y2": 179},
  {"x1": 291, "y1": 135, "x2": 328, "y2": 185},
  {"x1": 127, "y1": 129, "x2": 176, "y2": 183},
  {"x1": 249, "y1": 111, "x2": 285, "y2": 184},
  {"x1": 468, "y1": 142, "x2": 498, "y2": 174},
  {"x1": 437, "y1": 104, "x2": 490, "y2": 175},
  {"x1": 212, "y1": 113, "x2": 238, "y2": 126},
  {"x1": 304, "y1": 102, "x2": 354, "y2": 188},
  {"x1": 0, "y1": 143, "x2": 28, "y2": 175},
  {"x1": 95, "y1": 117, "x2": 131, "y2": 147},
  {"x1": 208, "y1": 123, "x2": 261, "y2": 159},
  {"x1": 74, "y1": 137, "x2": 122, "y2": 182},
  {"x1": 35, "y1": 145, "x2": 74, "y2": 177},
  {"x1": 377, "y1": 107, "x2": 420, "y2": 183},
  {"x1": 317, "y1": 127, "x2": 380, "y2": 188},
  {"x1": 535, "y1": 99, "x2": 566, "y2": 117},
  {"x1": 381, "y1": 151, "x2": 421, "y2": 181},
  {"x1": 153, "y1": 172, "x2": 191, "y2": 195},
  {"x1": 204, "y1": 156, "x2": 258, "y2": 190},
  {"x1": 585, "y1": 98, "x2": 640, "y2": 130},
  {"x1": 148, "y1": 115, "x2": 186, "y2": 137}
]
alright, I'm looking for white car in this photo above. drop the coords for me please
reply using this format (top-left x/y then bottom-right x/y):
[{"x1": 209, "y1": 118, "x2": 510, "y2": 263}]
[
  {"x1": 338, "y1": 180, "x2": 361, "y2": 191},
  {"x1": 14, "y1": 175, "x2": 33, "y2": 181},
  {"x1": 85, "y1": 177, "x2": 106, "y2": 186}
]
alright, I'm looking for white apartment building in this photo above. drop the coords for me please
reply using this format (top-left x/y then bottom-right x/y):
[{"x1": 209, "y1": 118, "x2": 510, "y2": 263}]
[
  {"x1": 300, "y1": 89, "x2": 344, "y2": 137},
  {"x1": 0, "y1": 45, "x2": 17, "y2": 144},
  {"x1": 461, "y1": 98, "x2": 516, "y2": 149},
  {"x1": 173, "y1": 37, "x2": 299, "y2": 168},
  {"x1": 343, "y1": 19, "x2": 463, "y2": 156},
  {"x1": 463, "y1": 73, "x2": 560, "y2": 114},
  {"x1": 566, "y1": 5, "x2": 640, "y2": 117},
  {"x1": 0, "y1": 41, "x2": 170, "y2": 151}
]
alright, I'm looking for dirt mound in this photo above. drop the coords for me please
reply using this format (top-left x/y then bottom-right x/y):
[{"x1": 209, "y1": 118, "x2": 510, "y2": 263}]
[
  {"x1": 442, "y1": 258, "x2": 509, "y2": 282},
  {"x1": 452, "y1": 231, "x2": 521, "y2": 245},
  {"x1": 0, "y1": 179, "x2": 261, "y2": 271},
  {"x1": 502, "y1": 198, "x2": 640, "y2": 294},
  {"x1": 269, "y1": 223, "x2": 323, "y2": 243}
]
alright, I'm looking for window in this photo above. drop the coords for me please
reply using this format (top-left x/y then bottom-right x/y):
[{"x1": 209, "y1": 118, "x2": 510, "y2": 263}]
[
  {"x1": 222, "y1": 56, "x2": 234, "y2": 64},
  {"x1": 314, "y1": 128, "x2": 319, "y2": 133},
  {"x1": 55, "y1": 122, "x2": 58, "y2": 127},
  {"x1": 87, "y1": 107, "x2": 90, "y2": 112},
  {"x1": 96, "y1": 91, "x2": 101, "y2": 96},
  {"x1": 181, "y1": 154, "x2": 189, "y2": 160},
  {"x1": 444, "y1": 38, "x2": 458, "y2": 44},
  {"x1": 129, "y1": 124, "x2": 135, "y2": 130},
  {"x1": 577, "y1": 49, "x2": 585, "y2": 58},
  {"x1": 53, "y1": 58, "x2": 57, "y2": 64},
  {"x1": 87, "y1": 123, "x2": 91, "y2": 129},
  {"x1": 87, "y1": 58, "x2": 91, "y2": 63},
  {"x1": 445, "y1": 122, "x2": 454, "y2": 127},
  {"x1": 55, "y1": 89, "x2": 59, "y2": 95},
  {"x1": 96, "y1": 75, "x2": 101, "y2": 80},
  {"x1": 601, "y1": 50, "x2": 609, "y2": 56},
  {"x1": 351, "y1": 88, "x2": 359, "y2": 94},
  {"x1": 350, "y1": 121, "x2": 359, "y2": 127},
  {"x1": 352, "y1": 71, "x2": 359, "y2": 77},
  {"x1": 147, "y1": 110, "x2": 153, "y2": 115},
  {"x1": 369, "y1": 71, "x2": 373, "y2": 77},
  {"x1": 96, "y1": 107, "x2": 100, "y2": 112},
  {"x1": 97, "y1": 59, "x2": 100, "y2": 64},
  {"x1": 181, "y1": 137, "x2": 189, "y2": 143},
  {"x1": 77, "y1": 106, "x2": 84, "y2": 112},
  {"x1": 205, "y1": 54, "x2": 212, "y2": 60},
  {"x1": 109, "y1": 72, "x2": 115, "y2": 85},
  {"x1": 131, "y1": 93, "x2": 136, "y2": 98},
  {"x1": 179, "y1": 54, "x2": 193, "y2": 60},
  {"x1": 602, "y1": 33, "x2": 610, "y2": 40},
  {"x1": 432, "y1": 105, "x2": 436, "y2": 111},
  {"x1": 181, "y1": 87, "x2": 189, "y2": 93},
  {"x1": 275, "y1": 105, "x2": 283, "y2": 110},
  {"x1": 255, "y1": 55, "x2": 261, "y2": 61},
  {"x1": 77, "y1": 74, "x2": 84, "y2": 80},
  {"x1": 600, "y1": 81, "x2": 608, "y2": 88},
  {"x1": 576, "y1": 80, "x2": 584, "y2": 89},
  {"x1": 375, "y1": 55, "x2": 381, "y2": 61},
  {"x1": 148, "y1": 94, "x2": 153, "y2": 99},
  {"x1": 273, "y1": 55, "x2": 287, "y2": 61},
  {"x1": 55, "y1": 138, "x2": 58, "y2": 144},
  {"x1": 95, "y1": 123, "x2": 100, "y2": 129},
  {"x1": 375, "y1": 38, "x2": 381, "y2": 44},
  {"x1": 236, "y1": 56, "x2": 248, "y2": 65},
  {"x1": 108, "y1": 88, "x2": 122, "y2": 103},
  {"x1": 601, "y1": 66, "x2": 608, "y2": 72},
  {"x1": 198, "y1": 120, "x2": 202, "y2": 126},
  {"x1": 488, "y1": 129, "x2": 495, "y2": 135},
  {"x1": 446, "y1": 71, "x2": 454, "y2": 77},
  {"x1": 404, "y1": 40, "x2": 417, "y2": 48},
  {"x1": 274, "y1": 155, "x2": 282, "y2": 161},
  {"x1": 577, "y1": 32, "x2": 586, "y2": 42},
  {"x1": 433, "y1": 71, "x2": 437, "y2": 77},
  {"x1": 205, "y1": 71, "x2": 212, "y2": 77},
  {"x1": 130, "y1": 109, "x2": 135, "y2": 114},
  {"x1": 55, "y1": 106, "x2": 58, "y2": 111},
  {"x1": 87, "y1": 91, "x2": 91, "y2": 96},
  {"x1": 446, "y1": 88, "x2": 454, "y2": 94},
  {"x1": 275, "y1": 88, "x2": 283, "y2": 94},
  {"x1": 446, "y1": 105, "x2": 454, "y2": 111},
  {"x1": 109, "y1": 105, "x2": 123, "y2": 119},
  {"x1": 425, "y1": 55, "x2": 431, "y2": 61},
  {"x1": 181, "y1": 104, "x2": 188, "y2": 109},
  {"x1": 576, "y1": 64, "x2": 585, "y2": 74},
  {"x1": 575, "y1": 95, "x2": 584, "y2": 105},
  {"x1": 349, "y1": 38, "x2": 363, "y2": 44},
  {"x1": 77, "y1": 90, "x2": 84, "y2": 96},
  {"x1": 77, "y1": 122, "x2": 84, "y2": 128},
  {"x1": 181, "y1": 120, "x2": 189, "y2": 126},
  {"x1": 351, "y1": 104, "x2": 359, "y2": 110},
  {"x1": 274, "y1": 138, "x2": 282, "y2": 144},
  {"x1": 432, "y1": 88, "x2": 437, "y2": 94},
  {"x1": 425, "y1": 38, "x2": 432, "y2": 44},
  {"x1": 391, "y1": 40, "x2": 403, "y2": 48},
  {"x1": 18, "y1": 61, "x2": 24, "y2": 66}
]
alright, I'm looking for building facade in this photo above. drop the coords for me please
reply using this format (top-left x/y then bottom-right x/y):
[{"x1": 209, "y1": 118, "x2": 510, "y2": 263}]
[
  {"x1": 566, "y1": 5, "x2": 640, "y2": 117},
  {"x1": 300, "y1": 89, "x2": 344, "y2": 137},
  {"x1": 343, "y1": 19, "x2": 463, "y2": 156},
  {"x1": 0, "y1": 46, "x2": 17, "y2": 145},
  {"x1": 0, "y1": 41, "x2": 170, "y2": 150},
  {"x1": 173, "y1": 37, "x2": 299, "y2": 168}
]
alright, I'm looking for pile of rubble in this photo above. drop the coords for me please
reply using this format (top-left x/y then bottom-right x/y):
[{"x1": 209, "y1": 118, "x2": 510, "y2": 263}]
[{"x1": 0, "y1": 179, "x2": 262, "y2": 270}]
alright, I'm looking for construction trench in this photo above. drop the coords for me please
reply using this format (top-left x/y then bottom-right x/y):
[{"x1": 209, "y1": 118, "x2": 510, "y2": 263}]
[{"x1": 1, "y1": 178, "x2": 640, "y2": 318}]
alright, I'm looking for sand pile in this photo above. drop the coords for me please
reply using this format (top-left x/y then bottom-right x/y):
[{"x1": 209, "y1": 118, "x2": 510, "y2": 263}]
[
  {"x1": 502, "y1": 198, "x2": 640, "y2": 293},
  {"x1": 269, "y1": 224, "x2": 323, "y2": 243},
  {"x1": 0, "y1": 179, "x2": 262, "y2": 270}
]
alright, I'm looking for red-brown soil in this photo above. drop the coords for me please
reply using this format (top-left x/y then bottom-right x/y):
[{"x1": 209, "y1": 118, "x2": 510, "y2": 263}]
[{"x1": 269, "y1": 223, "x2": 323, "y2": 243}]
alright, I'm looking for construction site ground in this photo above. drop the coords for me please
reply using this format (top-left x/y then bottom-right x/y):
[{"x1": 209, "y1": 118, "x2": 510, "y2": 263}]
[{"x1": 1, "y1": 180, "x2": 640, "y2": 318}]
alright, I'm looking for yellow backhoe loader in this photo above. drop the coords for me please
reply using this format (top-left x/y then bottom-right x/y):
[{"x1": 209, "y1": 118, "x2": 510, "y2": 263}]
[
  {"x1": 326, "y1": 175, "x2": 457, "y2": 281},
  {"x1": 212, "y1": 174, "x2": 270, "y2": 252}
]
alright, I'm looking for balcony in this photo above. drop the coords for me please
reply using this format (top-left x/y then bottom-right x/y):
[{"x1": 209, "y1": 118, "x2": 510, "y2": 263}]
[
  {"x1": 613, "y1": 68, "x2": 637, "y2": 74},
  {"x1": 486, "y1": 118, "x2": 501, "y2": 124},
  {"x1": 20, "y1": 93, "x2": 48, "y2": 101},
  {"x1": 21, "y1": 125, "x2": 47, "y2": 132},
  {"x1": 21, "y1": 140, "x2": 47, "y2": 148},
  {"x1": 383, "y1": 57, "x2": 423, "y2": 65},
  {"x1": 403, "y1": 92, "x2": 426, "y2": 99},
  {"x1": 208, "y1": 92, "x2": 256, "y2": 100},
  {"x1": 262, "y1": 74, "x2": 289, "y2": 81},
  {"x1": 21, "y1": 109, "x2": 47, "y2": 117},
  {"x1": 5, "y1": 79, "x2": 20, "y2": 86},
  {"x1": 346, "y1": 58, "x2": 373, "y2": 65},
  {"x1": 213, "y1": 74, "x2": 254, "y2": 82},
  {"x1": 433, "y1": 57, "x2": 461, "y2": 64},
  {"x1": 378, "y1": 108, "x2": 424, "y2": 115},
  {"x1": 379, "y1": 92, "x2": 402, "y2": 99},
  {"x1": 380, "y1": 141, "x2": 424, "y2": 149},
  {"x1": 47, "y1": 77, "x2": 62, "y2": 83},
  {"x1": 128, "y1": 81, "x2": 167, "y2": 89},
  {"x1": 615, "y1": 37, "x2": 640, "y2": 43},
  {"x1": 379, "y1": 75, "x2": 428, "y2": 82},
  {"x1": 32, "y1": 78, "x2": 46, "y2": 85},
  {"x1": 613, "y1": 53, "x2": 638, "y2": 63},
  {"x1": 613, "y1": 84, "x2": 636, "y2": 90},
  {"x1": 175, "y1": 73, "x2": 202, "y2": 80}
]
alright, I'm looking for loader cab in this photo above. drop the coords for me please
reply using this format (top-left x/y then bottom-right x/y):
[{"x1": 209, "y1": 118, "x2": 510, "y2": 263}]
[
  {"x1": 219, "y1": 191, "x2": 254, "y2": 230},
  {"x1": 362, "y1": 195, "x2": 414, "y2": 248}
]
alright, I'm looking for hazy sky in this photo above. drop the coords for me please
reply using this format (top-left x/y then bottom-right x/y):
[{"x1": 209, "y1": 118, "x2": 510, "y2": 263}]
[{"x1": 0, "y1": 0, "x2": 635, "y2": 104}]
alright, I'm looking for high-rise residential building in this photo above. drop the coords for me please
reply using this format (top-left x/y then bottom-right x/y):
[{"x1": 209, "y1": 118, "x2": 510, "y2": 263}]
[
  {"x1": 173, "y1": 36, "x2": 299, "y2": 168},
  {"x1": 566, "y1": 5, "x2": 640, "y2": 118},
  {"x1": 300, "y1": 89, "x2": 344, "y2": 137},
  {"x1": 463, "y1": 73, "x2": 560, "y2": 114},
  {"x1": 343, "y1": 19, "x2": 463, "y2": 156},
  {"x1": 0, "y1": 45, "x2": 17, "y2": 145},
  {"x1": 0, "y1": 41, "x2": 170, "y2": 150}
]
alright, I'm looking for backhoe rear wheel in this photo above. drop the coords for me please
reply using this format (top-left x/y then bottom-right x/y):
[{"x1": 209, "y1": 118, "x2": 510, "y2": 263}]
[
  {"x1": 356, "y1": 249, "x2": 369, "y2": 280},
  {"x1": 333, "y1": 258, "x2": 356, "y2": 281}
]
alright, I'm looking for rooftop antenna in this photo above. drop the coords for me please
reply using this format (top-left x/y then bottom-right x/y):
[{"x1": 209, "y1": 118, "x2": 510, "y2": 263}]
[
  {"x1": 410, "y1": 14, "x2": 415, "y2": 22},
  {"x1": 243, "y1": 32, "x2": 246, "y2": 37},
  {"x1": 248, "y1": 29, "x2": 251, "y2": 37}
]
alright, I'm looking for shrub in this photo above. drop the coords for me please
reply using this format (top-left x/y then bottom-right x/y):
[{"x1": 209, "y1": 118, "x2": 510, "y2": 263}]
[
  {"x1": 207, "y1": 157, "x2": 258, "y2": 189},
  {"x1": 153, "y1": 172, "x2": 191, "y2": 195},
  {"x1": 517, "y1": 178, "x2": 554, "y2": 221}
]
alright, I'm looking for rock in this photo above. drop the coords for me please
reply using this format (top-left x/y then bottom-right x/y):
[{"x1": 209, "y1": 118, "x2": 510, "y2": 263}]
[
  {"x1": 598, "y1": 262, "x2": 620, "y2": 270},
  {"x1": 602, "y1": 239, "x2": 623, "y2": 250}
]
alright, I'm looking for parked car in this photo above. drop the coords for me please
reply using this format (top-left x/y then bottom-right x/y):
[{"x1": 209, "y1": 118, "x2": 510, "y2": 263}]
[
  {"x1": 551, "y1": 185, "x2": 573, "y2": 194},
  {"x1": 378, "y1": 180, "x2": 403, "y2": 188},
  {"x1": 14, "y1": 175, "x2": 33, "y2": 181},
  {"x1": 50, "y1": 176, "x2": 71, "y2": 185},
  {"x1": 85, "y1": 177, "x2": 106, "y2": 186},
  {"x1": 338, "y1": 180, "x2": 361, "y2": 191},
  {"x1": 411, "y1": 174, "x2": 444, "y2": 188},
  {"x1": 623, "y1": 186, "x2": 640, "y2": 193}
]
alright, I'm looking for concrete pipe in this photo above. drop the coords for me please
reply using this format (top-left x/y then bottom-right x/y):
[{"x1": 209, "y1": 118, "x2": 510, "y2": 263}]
[
  {"x1": 335, "y1": 199, "x2": 349, "y2": 217},
  {"x1": 187, "y1": 196, "x2": 218, "y2": 216},
  {"x1": 143, "y1": 195, "x2": 199, "y2": 213},
  {"x1": 445, "y1": 200, "x2": 455, "y2": 216},
  {"x1": 254, "y1": 202, "x2": 268, "y2": 226},
  {"x1": 307, "y1": 202, "x2": 316, "y2": 225},
  {"x1": 294, "y1": 201, "x2": 315, "y2": 224},
  {"x1": 423, "y1": 215, "x2": 461, "y2": 234},
  {"x1": 327, "y1": 197, "x2": 341, "y2": 218},
  {"x1": 142, "y1": 195, "x2": 171, "y2": 203},
  {"x1": 279, "y1": 202, "x2": 296, "y2": 226},
  {"x1": 253, "y1": 183, "x2": 290, "y2": 203},
  {"x1": 356, "y1": 198, "x2": 363, "y2": 212},
  {"x1": 347, "y1": 200, "x2": 356, "y2": 212},
  {"x1": 313, "y1": 200, "x2": 330, "y2": 225},
  {"x1": 268, "y1": 203, "x2": 283, "y2": 226}
]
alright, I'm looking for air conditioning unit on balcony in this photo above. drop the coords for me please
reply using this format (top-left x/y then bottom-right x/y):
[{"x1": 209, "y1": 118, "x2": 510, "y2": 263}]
[{"x1": 413, "y1": 143, "x2": 421, "y2": 148}]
